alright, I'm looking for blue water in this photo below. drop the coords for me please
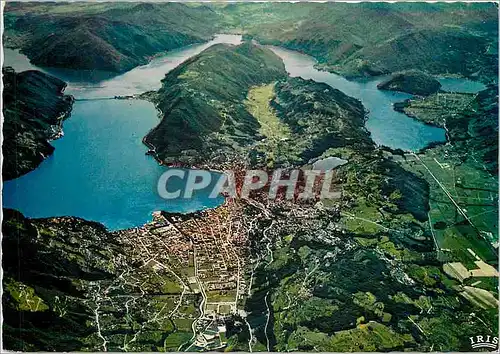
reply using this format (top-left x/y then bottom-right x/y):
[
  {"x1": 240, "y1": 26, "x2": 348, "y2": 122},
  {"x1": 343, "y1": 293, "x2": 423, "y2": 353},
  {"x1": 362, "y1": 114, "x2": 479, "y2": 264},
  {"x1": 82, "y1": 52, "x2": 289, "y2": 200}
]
[
  {"x1": 3, "y1": 36, "x2": 487, "y2": 229},
  {"x1": 268, "y1": 46, "x2": 450, "y2": 151},
  {"x1": 4, "y1": 34, "x2": 243, "y2": 99},
  {"x1": 438, "y1": 77, "x2": 486, "y2": 93},
  {"x1": 2, "y1": 100, "x2": 224, "y2": 230},
  {"x1": 2, "y1": 35, "x2": 243, "y2": 230}
]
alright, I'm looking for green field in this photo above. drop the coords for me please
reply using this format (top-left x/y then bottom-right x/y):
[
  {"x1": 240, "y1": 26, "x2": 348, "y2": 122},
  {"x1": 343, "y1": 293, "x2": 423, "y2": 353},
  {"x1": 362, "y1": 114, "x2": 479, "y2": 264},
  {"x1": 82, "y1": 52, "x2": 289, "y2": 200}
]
[{"x1": 402, "y1": 149, "x2": 498, "y2": 263}]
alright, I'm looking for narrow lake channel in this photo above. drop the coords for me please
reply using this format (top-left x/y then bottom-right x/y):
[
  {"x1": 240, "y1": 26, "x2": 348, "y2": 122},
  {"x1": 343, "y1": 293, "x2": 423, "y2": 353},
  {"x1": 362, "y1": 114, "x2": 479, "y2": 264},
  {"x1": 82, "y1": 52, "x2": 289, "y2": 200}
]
[{"x1": 2, "y1": 35, "x2": 485, "y2": 230}]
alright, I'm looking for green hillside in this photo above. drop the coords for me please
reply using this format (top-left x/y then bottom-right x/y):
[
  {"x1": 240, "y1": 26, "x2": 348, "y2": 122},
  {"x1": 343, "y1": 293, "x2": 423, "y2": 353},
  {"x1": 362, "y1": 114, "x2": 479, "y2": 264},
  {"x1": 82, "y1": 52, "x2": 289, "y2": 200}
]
[
  {"x1": 2, "y1": 67, "x2": 74, "y2": 180},
  {"x1": 2, "y1": 4, "x2": 498, "y2": 352},
  {"x1": 143, "y1": 42, "x2": 287, "y2": 166},
  {"x1": 217, "y1": 2, "x2": 498, "y2": 81},
  {"x1": 4, "y1": 2, "x2": 498, "y2": 80},
  {"x1": 377, "y1": 70, "x2": 442, "y2": 96},
  {"x1": 4, "y1": 2, "x2": 221, "y2": 72}
]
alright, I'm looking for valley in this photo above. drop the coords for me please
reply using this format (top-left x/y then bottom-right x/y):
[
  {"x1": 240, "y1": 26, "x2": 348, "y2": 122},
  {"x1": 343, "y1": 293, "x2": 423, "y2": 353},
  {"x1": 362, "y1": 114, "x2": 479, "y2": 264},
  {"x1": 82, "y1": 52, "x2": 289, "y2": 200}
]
[{"x1": 2, "y1": 2, "x2": 498, "y2": 353}]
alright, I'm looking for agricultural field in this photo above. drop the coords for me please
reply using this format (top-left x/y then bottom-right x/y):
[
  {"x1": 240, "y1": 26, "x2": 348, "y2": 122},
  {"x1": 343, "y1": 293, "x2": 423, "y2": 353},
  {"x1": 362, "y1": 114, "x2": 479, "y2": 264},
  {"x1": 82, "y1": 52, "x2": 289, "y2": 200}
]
[
  {"x1": 401, "y1": 147, "x2": 498, "y2": 263},
  {"x1": 402, "y1": 92, "x2": 478, "y2": 126}
]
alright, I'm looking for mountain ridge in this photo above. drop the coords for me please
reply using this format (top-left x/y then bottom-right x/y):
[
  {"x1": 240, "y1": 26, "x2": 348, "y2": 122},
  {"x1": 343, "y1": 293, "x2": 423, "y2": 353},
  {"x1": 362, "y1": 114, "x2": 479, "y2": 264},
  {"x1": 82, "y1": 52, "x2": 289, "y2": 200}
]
[{"x1": 2, "y1": 67, "x2": 74, "y2": 180}]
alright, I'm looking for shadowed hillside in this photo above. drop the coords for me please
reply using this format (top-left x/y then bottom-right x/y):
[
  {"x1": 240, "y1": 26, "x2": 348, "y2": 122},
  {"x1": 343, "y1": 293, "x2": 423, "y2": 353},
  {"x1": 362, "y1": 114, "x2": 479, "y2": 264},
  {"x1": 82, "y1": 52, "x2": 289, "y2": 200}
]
[
  {"x1": 4, "y1": 2, "x2": 221, "y2": 72},
  {"x1": 218, "y1": 2, "x2": 498, "y2": 81},
  {"x1": 377, "y1": 70, "x2": 442, "y2": 96},
  {"x1": 143, "y1": 42, "x2": 287, "y2": 166},
  {"x1": 2, "y1": 67, "x2": 74, "y2": 180},
  {"x1": 2, "y1": 3, "x2": 498, "y2": 352},
  {"x1": 4, "y1": 2, "x2": 498, "y2": 80}
]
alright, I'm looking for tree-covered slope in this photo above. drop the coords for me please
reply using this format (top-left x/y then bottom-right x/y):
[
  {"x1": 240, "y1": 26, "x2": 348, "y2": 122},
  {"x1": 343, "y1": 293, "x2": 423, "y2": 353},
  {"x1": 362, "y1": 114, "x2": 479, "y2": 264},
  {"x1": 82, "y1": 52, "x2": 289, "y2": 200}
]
[
  {"x1": 217, "y1": 2, "x2": 498, "y2": 81},
  {"x1": 377, "y1": 70, "x2": 442, "y2": 96},
  {"x1": 2, "y1": 208, "x2": 205, "y2": 351},
  {"x1": 264, "y1": 78, "x2": 373, "y2": 166},
  {"x1": 3, "y1": 38, "x2": 497, "y2": 352},
  {"x1": 143, "y1": 41, "x2": 430, "y2": 223},
  {"x1": 5, "y1": 2, "x2": 498, "y2": 80},
  {"x1": 4, "y1": 2, "x2": 221, "y2": 72},
  {"x1": 2, "y1": 67, "x2": 74, "y2": 180},
  {"x1": 143, "y1": 42, "x2": 287, "y2": 166},
  {"x1": 343, "y1": 28, "x2": 497, "y2": 80},
  {"x1": 2, "y1": 209, "x2": 116, "y2": 351}
]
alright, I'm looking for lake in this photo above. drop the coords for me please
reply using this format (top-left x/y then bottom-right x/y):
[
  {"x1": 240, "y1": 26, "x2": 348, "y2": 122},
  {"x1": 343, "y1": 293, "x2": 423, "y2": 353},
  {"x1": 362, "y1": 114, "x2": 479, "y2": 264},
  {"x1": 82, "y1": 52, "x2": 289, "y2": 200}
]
[
  {"x1": 268, "y1": 46, "x2": 451, "y2": 152},
  {"x1": 3, "y1": 35, "x2": 487, "y2": 229},
  {"x1": 2, "y1": 35, "x2": 243, "y2": 230},
  {"x1": 3, "y1": 34, "x2": 243, "y2": 99},
  {"x1": 2, "y1": 98, "x2": 226, "y2": 230}
]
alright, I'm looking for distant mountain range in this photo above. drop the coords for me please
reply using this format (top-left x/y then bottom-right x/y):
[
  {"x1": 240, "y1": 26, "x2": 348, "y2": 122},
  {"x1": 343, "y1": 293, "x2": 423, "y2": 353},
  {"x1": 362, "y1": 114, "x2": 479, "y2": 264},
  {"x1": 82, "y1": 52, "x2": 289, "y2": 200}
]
[
  {"x1": 4, "y1": 2, "x2": 498, "y2": 82},
  {"x1": 4, "y1": 2, "x2": 220, "y2": 72}
]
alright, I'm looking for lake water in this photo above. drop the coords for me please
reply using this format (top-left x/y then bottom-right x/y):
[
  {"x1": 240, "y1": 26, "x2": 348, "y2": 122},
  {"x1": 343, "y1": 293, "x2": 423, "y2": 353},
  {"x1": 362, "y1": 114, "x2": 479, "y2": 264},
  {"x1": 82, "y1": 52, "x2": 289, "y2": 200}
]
[
  {"x1": 268, "y1": 46, "x2": 450, "y2": 152},
  {"x1": 3, "y1": 34, "x2": 243, "y2": 99},
  {"x1": 3, "y1": 35, "x2": 486, "y2": 229},
  {"x1": 312, "y1": 157, "x2": 348, "y2": 171},
  {"x1": 2, "y1": 35, "x2": 243, "y2": 230},
  {"x1": 438, "y1": 77, "x2": 486, "y2": 93}
]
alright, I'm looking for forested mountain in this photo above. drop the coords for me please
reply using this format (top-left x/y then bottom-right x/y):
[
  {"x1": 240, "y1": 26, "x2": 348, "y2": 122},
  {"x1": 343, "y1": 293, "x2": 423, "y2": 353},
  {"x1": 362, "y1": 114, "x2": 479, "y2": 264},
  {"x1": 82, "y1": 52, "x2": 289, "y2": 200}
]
[{"x1": 4, "y1": 2, "x2": 498, "y2": 81}]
